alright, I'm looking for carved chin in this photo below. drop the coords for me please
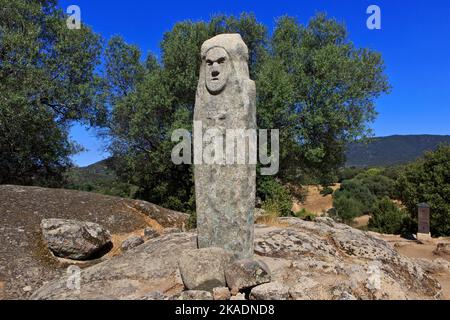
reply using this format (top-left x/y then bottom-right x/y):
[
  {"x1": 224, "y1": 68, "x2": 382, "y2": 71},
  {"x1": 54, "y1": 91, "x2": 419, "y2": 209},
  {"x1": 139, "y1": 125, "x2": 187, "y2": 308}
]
[{"x1": 206, "y1": 81, "x2": 226, "y2": 94}]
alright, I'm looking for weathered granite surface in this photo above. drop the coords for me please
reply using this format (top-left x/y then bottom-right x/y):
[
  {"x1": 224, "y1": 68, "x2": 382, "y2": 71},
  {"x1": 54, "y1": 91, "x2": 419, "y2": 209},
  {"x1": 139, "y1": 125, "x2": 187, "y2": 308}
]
[
  {"x1": 31, "y1": 233, "x2": 197, "y2": 300},
  {"x1": 0, "y1": 185, "x2": 189, "y2": 300},
  {"x1": 194, "y1": 34, "x2": 256, "y2": 258},
  {"x1": 31, "y1": 217, "x2": 444, "y2": 300},
  {"x1": 41, "y1": 219, "x2": 112, "y2": 260}
]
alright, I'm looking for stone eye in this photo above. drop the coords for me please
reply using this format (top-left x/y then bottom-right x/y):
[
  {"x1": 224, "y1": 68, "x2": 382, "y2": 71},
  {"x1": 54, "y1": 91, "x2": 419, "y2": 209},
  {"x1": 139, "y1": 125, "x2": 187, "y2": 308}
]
[
  {"x1": 218, "y1": 58, "x2": 226, "y2": 64},
  {"x1": 206, "y1": 60, "x2": 213, "y2": 66}
]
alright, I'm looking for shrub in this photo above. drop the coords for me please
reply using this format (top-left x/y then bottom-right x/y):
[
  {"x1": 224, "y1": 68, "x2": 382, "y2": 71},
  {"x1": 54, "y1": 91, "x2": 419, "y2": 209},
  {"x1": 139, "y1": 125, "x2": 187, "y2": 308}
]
[
  {"x1": 261, "y1": 199, "x2": 282, "y2": 217},
  {"x1": 294, "y1": 208, "x2": 316, "y2": 221},
  {"x1": 368, "y1": 197, "x2": 407, "y2": 234},
  {"x1": 320, "y1": 186, "x2": 334, "y2": 196},
  {"x1": 338, "y1": 167, "x2": 365, "y2": 182},
  {"x1": 338, "y1": 179, "x2": 376, "y2": 213},
  {"x1": 362, "y1": 167, "x2": 383, "y2": 177},
  {"x1": 358, "y1": 174, "x2": 395, "y2": 199},
  {"x1": 332, "y1": 192, "x2": 364, "y2": 222},
  {"x1": 396, "y1": 145, "x2": 450, "y2": 236},
  {"x1": 257, "y1": 177, "x2": 292, "y2": 217}
]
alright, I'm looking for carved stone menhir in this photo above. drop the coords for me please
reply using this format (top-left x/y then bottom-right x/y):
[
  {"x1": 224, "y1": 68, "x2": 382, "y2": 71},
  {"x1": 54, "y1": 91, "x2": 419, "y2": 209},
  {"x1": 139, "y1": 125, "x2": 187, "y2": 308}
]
[{"x1": 194, "y1": 34, "x2": 256, "y2": 258}]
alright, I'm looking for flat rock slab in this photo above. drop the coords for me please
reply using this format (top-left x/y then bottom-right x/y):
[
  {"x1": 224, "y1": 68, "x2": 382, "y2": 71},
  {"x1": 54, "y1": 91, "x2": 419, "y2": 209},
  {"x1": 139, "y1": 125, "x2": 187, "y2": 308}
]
[
  {"x1": 41, "y1": 219, "x2": 112, "y2": 260},
  {"x1": 178, "y1": 247, "x2": 233, "y2": 291},
  {"x1": 31, "y1": 232, "x2": 197, "y2": 300}
]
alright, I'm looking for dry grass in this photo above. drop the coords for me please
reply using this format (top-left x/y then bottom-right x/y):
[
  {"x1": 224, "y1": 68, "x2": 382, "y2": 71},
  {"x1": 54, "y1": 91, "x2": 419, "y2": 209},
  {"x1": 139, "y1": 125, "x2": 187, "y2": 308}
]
[
  {"x1": 291, "y1": 184, "x2": 340, "y2": 215},
  {"x1": 352, "y1": 214, "x2": 371, "y2": 229},
  {"x1": 256, "y1": 215, "x2": 290, "y2": 228}
]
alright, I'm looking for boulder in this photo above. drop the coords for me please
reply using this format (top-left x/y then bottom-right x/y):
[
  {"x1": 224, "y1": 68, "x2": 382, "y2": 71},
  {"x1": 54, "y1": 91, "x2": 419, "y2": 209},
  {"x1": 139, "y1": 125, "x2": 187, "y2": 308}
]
[
  {"x1": 213, "y1": 287, "x2": 231, "y2": 300},
  {"x1": 225, "y1": 259, "x2": 271, "y2": 292},
  {"x1": 250, "y1": 282, "x2": 289, "y2": 300},
  {"x1": 40, "y1": 219, "x2": 111, "y2": 260},
  {"x1": 31, "y1": 232, "x2": 197, "y2": 300},
  {"x1": 178, "y1": 247, "x2": 233, "y2": 291},
  {"x1": 121, "y1": 235, "x2": 144, "y2": 251},
  {"x1": 434, "y1": 242, "x2": 450, "y2": 256},
  {"x1": 174, "y1": 290, "x2": 213, "y2": 300}
]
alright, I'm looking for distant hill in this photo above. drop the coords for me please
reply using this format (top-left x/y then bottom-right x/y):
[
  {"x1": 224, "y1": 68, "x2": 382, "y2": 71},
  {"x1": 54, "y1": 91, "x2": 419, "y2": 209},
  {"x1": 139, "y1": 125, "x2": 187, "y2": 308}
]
[
  {"x1": 345, "y1": 135, "x2": 450, "y2": 167},
  {"x1": 72, "y1": 134, "x2": 450, "y2": 174},
  {"x1": 67, "y1": 157, "x2": 117, "y2": 186}
]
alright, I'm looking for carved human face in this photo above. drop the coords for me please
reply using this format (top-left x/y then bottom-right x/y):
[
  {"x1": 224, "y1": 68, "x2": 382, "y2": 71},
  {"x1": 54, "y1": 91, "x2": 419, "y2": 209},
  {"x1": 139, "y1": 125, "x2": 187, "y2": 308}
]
[{"x1": 205, "y1": 47, "x2": 230, "y2": 94}]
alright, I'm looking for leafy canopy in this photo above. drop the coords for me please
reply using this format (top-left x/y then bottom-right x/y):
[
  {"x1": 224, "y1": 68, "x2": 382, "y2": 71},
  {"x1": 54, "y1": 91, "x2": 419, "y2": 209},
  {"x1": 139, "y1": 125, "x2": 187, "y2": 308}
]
[
  {"x1": 105, "y1": 13, "x2": 390, "y2": 212},
  {"x1": 0, "y1": 0, "x2": 104, "y2": 186}
]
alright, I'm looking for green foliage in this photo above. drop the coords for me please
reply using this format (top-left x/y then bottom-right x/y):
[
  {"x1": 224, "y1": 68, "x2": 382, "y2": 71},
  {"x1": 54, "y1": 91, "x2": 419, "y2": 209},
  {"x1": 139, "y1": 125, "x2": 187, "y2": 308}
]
[
  {"x1": 337, "y1": 179, "x2": 376, "y2": 213},
  {"x1": 357, "y1": 168, "x2": 383, "y2": 177},
  {"x1": 368, "y1": 197, "x2": 407, "y2": 234},
  {"x1": 106, "y1": 14, "x2": 268, "y2": 212},
  {"x1": 338, "y1": 167, "x2": 365, "y2": 182},
  {"x1": 187, "y1": 210, "x2": 197, "y2": 230},
  {"x1": 105, "y1": 13, "x2": 390, "y2": 212},
  {"x1": 355, "y1": 173, "x2": 395, "y2": 199},
  {"x1": 258, "y1": 177, "x2": 292, "y2": 217},
  {"x1": 294, "y1": 208, "x2": 316, "y2": 221},
  {"x1": 396, "y1": 145, "x2": 450, "y2": 236},
  {"x1": 0, "y1": 0, "x2": 104, "y2": 186},
  {"x1": 333, "y1": 166, "x2": 397, "y2": 225},
  {"x1": 331, "y1": 193, "x2": 364, "y2": 223},
  {"x1": 320, "y1": 186, "x2": 334, "y2": 196},
  {"x1": 104, "y1": 35, "x2": 145, "y2": 103},
  {"x1": 262, "y1": 14, "x2": 391, "y2": 184}
]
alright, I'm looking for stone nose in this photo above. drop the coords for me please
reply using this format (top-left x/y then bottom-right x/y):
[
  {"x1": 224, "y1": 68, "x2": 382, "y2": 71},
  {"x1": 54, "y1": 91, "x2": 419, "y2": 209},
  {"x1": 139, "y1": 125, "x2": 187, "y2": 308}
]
[{"x1": 212, "y1": 70, "x2": 220, "y2": 78}]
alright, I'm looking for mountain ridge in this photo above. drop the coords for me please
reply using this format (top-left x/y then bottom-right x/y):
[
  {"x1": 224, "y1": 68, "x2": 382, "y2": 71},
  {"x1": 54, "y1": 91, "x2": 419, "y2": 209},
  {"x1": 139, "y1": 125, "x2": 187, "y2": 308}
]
[
  {"x1": 345, "y1": 134, "x2": 450, "y2": 167},
  {"x1": 74, "y1": 134, "x2": 450, "y2": 170}
]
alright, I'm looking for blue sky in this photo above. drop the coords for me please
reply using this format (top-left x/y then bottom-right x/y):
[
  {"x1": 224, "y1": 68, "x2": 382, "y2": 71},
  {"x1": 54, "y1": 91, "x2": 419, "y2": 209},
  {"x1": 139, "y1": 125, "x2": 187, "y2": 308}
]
[{"x1": 59, "y1": 0, "x2": 450, "y2": 167}]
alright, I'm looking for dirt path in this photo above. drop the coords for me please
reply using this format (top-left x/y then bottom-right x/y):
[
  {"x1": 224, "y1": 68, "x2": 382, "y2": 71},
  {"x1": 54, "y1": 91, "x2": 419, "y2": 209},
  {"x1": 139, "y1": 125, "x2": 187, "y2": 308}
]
[{"x1": 375, "y1": 234, "x2": 450, "y2": 299}]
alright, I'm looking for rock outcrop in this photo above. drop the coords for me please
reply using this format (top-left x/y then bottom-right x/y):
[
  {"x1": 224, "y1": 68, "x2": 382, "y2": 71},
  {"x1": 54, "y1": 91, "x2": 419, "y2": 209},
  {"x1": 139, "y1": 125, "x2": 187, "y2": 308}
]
[
  {"x1": 31, "y1": 233, "x2": 196, "y2": 300},
  {"x1": 31, "y1": 216, "x2": 443, "y2": 300},
  {"x1": 0, "y1": 185, "x2": 189, "y2": 299},
  {"x1": 253, "y1": 217, "x2": 441, "y2": 300}
]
